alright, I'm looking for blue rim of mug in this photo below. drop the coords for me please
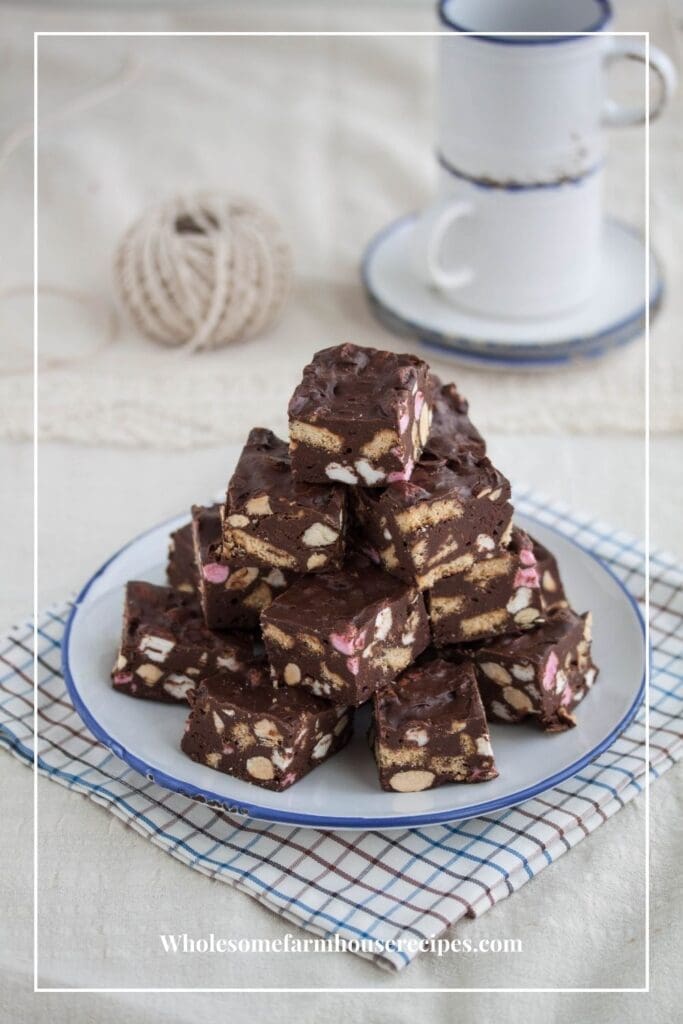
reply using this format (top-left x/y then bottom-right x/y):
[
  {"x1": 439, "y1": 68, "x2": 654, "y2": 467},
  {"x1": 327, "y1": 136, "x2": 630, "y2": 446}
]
[
  {"x1": 437, "y1": 0, "x2": 612, "y2": 44},
  {"x1": 437, "y1": 151, "x2": 604, "y2": 192},
  {"x1": 360, "y1": 213, "x2": 664, "y2": 365},
  {"x1": 61, "y1": 510, "x2": 645, "y2": 829}
]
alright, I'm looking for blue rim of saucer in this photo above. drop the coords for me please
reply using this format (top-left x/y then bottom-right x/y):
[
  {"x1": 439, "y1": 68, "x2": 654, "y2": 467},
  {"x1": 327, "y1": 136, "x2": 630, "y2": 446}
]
[
  {"x1": 61, "y1": 511, "x2": 645, "y2": 829},
  {"x1": 438, "y1": 0, "x2": 612, "y2": 45},
  {"x1": 361, "y1": 213, "x2": 664, "y2": 367}
]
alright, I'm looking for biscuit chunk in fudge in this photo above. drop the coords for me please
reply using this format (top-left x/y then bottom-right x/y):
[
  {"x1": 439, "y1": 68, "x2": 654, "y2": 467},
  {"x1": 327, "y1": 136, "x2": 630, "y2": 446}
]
[
  {"x1": 167, "y1": 519, "x2": 199, "y2": 597},
  {"x1": 223, "y1": 428, "x2": 346, "y2": 574},
  {"x1": 181, "y1": 673, "x2": 354, "y2": 791},
  {"x1": 111, "y1": 581, "x2": 263, "y2": 703},
  {"x1": 288, "y1": 343, "x2": 431, "y2": 486},
  {"x1": 429, "y1": 527, "x2": 546, "y2": 645},
  {"x1": 261, "y1": 556, "x2": 430, "y2": 706},
  {"x1": 193, "y1": 504, "x2": 295, "y2": 630},
  {"x1": 372, "y1": 656, "x2": 498, "y2": 792},
  {"x1": 469, "y1": 607, "x2": 598, "y2": 732}
]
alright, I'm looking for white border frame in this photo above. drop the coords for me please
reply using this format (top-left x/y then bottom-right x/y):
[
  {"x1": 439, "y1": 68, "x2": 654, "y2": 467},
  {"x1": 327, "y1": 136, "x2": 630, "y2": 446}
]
[{"x1": 32, "y1": 28, "x2": 651, "y2": 995}]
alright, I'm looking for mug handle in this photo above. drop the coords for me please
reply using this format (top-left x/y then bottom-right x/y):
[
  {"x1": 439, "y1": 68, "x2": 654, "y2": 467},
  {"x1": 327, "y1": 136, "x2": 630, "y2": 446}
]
[
  {"x1": 602, "y1": 38, "x2": 678, "y2": 127},
  {"x1": 412, "y1": 198, "x2": 475, "y2": 292}
]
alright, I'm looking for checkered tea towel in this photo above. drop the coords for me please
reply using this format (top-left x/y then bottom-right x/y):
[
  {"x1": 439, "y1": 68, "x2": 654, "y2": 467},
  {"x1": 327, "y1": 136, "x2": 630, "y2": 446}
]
[{"x1": 1, "y1": 489, "x2": 681, "y2": 972}]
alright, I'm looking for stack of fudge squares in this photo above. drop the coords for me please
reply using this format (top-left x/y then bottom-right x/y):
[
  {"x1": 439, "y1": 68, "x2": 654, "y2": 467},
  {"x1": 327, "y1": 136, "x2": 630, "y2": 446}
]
[{"x1": 112, "y1": 343, "x2": 599, "y2": 795}]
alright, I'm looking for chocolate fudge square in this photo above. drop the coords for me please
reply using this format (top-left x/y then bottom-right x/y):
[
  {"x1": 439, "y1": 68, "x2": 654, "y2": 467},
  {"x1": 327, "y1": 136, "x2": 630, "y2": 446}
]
[
  {"x1": 288, "y1": 342, "x2": 431, "y2": 486},
  {"x1": 351, "y1": 374, "x2": 511, "y2": 590},
  {"x1": 182, "y1": 673, "x2": 354, "y2": 791},
  {"x1": 223, "y1": 428, "x2": 346, "y2": 574},
  {"x1": 352, "y1": 442, "x2": 513, "y2": 591},
  {"x1": 469, "y1": 607, "x2": 598, "y2": 732},
  {"x1": 372, "y1": 655, "x2": 498, "y2": 792},
  {"x1": 429, "y1": 527, "x2": 546, "y2": 645},
  {"x1": 261, "y1": 556, "x2": 430, "y2": 706},
  {"x1": 420, "y1": 374, "x2": 486, "y2": 461},
  {"x1": 193, "y1": 504, "x2": 295, "y2": 630},
  {"x1": 111, "y1": 581, "x2": 263, "y2": 703},
  {"x1": 167, "y1": 519, "x2": 199, "y2": 597}
]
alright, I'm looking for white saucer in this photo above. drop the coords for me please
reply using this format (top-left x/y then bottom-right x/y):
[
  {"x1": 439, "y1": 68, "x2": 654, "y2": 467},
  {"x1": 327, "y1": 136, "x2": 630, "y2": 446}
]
[
  {"x1": 362, "y1": 215, "x2": 663, "y2": 368},
  {"x1": 62, "y1": 508, "x2": 644, "y2": 831}
]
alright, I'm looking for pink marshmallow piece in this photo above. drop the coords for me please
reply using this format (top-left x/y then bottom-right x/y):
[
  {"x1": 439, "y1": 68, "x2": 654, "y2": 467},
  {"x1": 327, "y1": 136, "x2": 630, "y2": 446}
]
[
  {"x1": 519, "y1": 547, "x2": 537, "y2": 567},
  {"x1": 329, "y1": 627, "x2": 367, "y2": 656},
  {"x1": 387, "y1": 458, "x2": 415, "y2": 484},
  {"x1": 113, "y1": 671, "x2": 133, "y2": 686},
  {"x1": 330, "y1": 632, "x2": 356, "y2": 656},
  {"x1": 514, "y1": 566, "x2": 540, "y2": 589},
  {"x1": 542, "y1": 651, "x2": 559, "y2": 691},
  {"x1": 203, "y1": 562, "x2": 230, "y2": 584}
]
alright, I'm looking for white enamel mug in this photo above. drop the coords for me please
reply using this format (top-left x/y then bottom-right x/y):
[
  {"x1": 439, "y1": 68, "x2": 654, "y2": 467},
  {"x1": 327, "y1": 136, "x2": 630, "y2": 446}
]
[
  {"x1": 413, "y1": 0, "x2": 677, "y2": 317},
  {"x1": 412, "y1": 168, "x2": 603, "y2": 319},
  {"x1": 436, "y1": 0, "x2": 677, "y2": 183}
]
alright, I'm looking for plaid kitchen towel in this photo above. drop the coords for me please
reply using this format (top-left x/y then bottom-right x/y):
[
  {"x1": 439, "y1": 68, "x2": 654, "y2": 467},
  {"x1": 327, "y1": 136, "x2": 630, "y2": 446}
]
[{"x1": 1, "y1": 489, "x2": 681, "y2": 973}]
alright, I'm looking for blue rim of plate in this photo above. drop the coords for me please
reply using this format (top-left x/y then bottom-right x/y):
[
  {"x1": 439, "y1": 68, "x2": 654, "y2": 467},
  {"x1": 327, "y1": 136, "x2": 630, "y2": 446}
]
[
  {"x1": 437, "y1": 0, "x2": 612, "y2": 44},
  {"x1": 361, "y1": 214, "x2": 664, "y2": 367},
  {"x1": 61, "y1": 509, "x2": 646, "y2": 829}
]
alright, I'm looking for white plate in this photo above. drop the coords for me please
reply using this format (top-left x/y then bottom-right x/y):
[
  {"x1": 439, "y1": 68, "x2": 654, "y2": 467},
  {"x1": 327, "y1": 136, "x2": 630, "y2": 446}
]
[
  {"x1": 63, "y1": 511, "x2": 645, "y2": 831},
  {"x1": 362, "y1": 215, "x2": 662, "y2": 367}
]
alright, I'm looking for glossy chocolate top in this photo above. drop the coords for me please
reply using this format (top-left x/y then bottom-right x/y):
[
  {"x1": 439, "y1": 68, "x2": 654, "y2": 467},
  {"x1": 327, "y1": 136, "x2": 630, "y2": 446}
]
[
  {"x1": 168, "y1": 521, "x2": 195, "y2": 568},
  {"x1": 377, "y1": 656, "x2": 482, "y2": 729},
  {"x1": 414, "y1": 450, "x2": 508, "y2": 503},
  {"x1": 124, "y1": 581, "x2": 261, "y2": 655},
  {"x1": 424, "y1": 375, "x2": 486, "y2": 461},
  {"x1": 191, "y1": 503, "x2": 223, "y2": 564},
  {"x1": 228, "y1": 428, "x2": 344, "y2": 513},
  {"x1": 508, "y1": 526, "x2": 534, "y2": 557},
  {"x1": 195, "y1": 671, "x2": 343, "y2": 718},
  {"x1": 166, "y1": 518, "x2": 199, "y2": 595},
  {"x1": 263, "y1": 555, "x2": 412, "y2": 628},
  {"x1": 478, "y1": 606, "x2": 585, "y2": 658},
  {"x1": 363, "y1": 447, "x2": 510, "y2": 509},
  {"x1": 288, "y1": 343, "x2": 429, "y2": 424}
]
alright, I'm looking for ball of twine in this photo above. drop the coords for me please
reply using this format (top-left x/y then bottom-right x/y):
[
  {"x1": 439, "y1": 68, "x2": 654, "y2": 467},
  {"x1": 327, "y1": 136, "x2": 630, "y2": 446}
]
[{"x1": 114, "y1": 191, "x2": 293, "y2": 352}]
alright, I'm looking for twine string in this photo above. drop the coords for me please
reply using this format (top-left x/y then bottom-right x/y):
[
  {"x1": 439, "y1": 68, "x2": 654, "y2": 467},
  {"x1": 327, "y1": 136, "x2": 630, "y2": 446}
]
[{"x1": 114, "y1": 192, "x2": 293, "y2": 353}]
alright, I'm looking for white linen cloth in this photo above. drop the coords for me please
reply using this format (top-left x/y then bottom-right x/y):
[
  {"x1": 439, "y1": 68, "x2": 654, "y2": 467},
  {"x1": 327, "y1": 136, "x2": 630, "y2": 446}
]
[{"x1": 0, "y1": 0, "x2": 681, "y2": 447}]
